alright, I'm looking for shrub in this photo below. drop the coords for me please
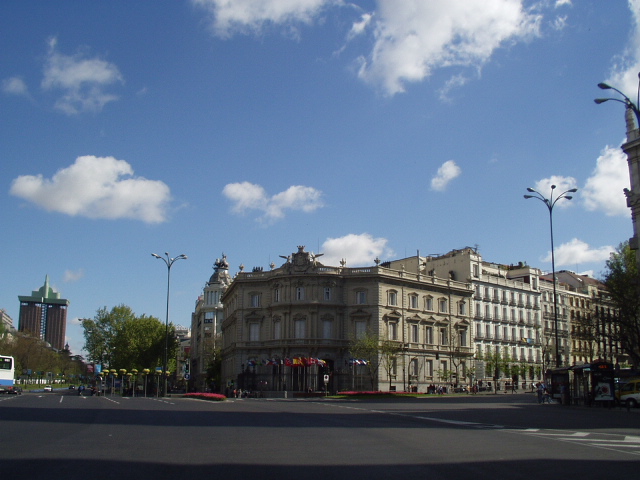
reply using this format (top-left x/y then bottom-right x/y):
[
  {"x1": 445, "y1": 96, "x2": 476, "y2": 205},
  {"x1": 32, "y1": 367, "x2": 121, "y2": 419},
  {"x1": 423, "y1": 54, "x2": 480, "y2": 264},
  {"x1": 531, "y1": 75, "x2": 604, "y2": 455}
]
[{"x1": 184, "y1": 392, "x2": 226, "y2": 401}]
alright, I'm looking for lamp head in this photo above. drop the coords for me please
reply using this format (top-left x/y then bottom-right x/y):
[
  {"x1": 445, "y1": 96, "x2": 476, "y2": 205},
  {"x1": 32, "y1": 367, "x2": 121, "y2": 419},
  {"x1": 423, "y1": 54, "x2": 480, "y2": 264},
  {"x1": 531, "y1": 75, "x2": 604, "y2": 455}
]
[
  {"x1": 564, "y1": 196, "x2": 573, "y2": 200},
  {"x1": 598, "y1": 82, "x2": 612, "y2": 90},
  {"x1": 567, "y1": 188, "x2": 578, "y2": 193},
  {"x1": 524, "y1": 195, "x2": 533, "y2": 199},
  {"x1": 594, "y1": 98, "x2": 609, "y2": 104},
  {"x1": 151, "y1": 253, "x2": 160, "y2": 258},
  {"x1": 526, "y1": 187, "x2": 535, "y2": 193}
]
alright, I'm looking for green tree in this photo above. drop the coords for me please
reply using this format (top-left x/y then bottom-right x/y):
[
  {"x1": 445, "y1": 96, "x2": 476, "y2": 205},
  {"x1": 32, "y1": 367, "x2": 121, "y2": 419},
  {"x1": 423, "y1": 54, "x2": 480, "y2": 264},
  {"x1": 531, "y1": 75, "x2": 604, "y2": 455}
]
[
  {"x1": 379, "y1": 339, "x2": 403, "y2": 390},
  {"x1": 83, "y1": 305, "x2": 176, "y2": 372},
  {"x1": 601, "y1": 242, "x2": 640, "y2": 368},
  {"x1": 349, "y1": 331, "x2": 383, "y2": 390}
]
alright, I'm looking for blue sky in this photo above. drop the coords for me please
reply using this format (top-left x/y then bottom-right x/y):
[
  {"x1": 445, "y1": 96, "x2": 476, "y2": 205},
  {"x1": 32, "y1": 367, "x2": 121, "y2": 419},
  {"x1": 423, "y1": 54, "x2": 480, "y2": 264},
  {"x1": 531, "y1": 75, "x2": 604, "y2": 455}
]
[{"x1": 1, "y1": 0, "x2": 637, "y2": 356}]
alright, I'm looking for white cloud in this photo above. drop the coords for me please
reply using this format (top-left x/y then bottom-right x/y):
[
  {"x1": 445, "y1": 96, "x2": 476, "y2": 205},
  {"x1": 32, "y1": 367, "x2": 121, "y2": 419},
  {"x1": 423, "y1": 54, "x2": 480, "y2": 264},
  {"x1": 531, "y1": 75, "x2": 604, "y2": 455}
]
[
  {"x1": 9, "y1": 155, "x2": 171, "y2": 223},
  {"x1": 528, "y1": 175, "x2": 578, "y2": 209},
  {"x1": 321, "y1": 233, "x2": 394, "y2": 266},
  {"x1": 582, "y1": 145, "x2": 630, "y2": 216},
  {"x1": 192, "y1": 0, "x2": 334, "y2": 38},
  {"x1": 542, "y1": 238, "x2": 614, "y2": 267},
  {"x1": 357, "y1": 0, "x2": 541, "y2": 95},
  {"x1": 2, "y1": 76, "x2": 29, "y2": 96},
  {"x1": 602, "y1": 1, "x2": 640, "y2": 101},
  {"x1": 555, "y1": 0, "x2": 572, "y2": 7},
  {"x1": 63, "y1": 269, "x2": 85, "y2": 283},
  {"x1": 222, "y1": 181, "x2": 323, "y2": 222},
  {"x1": 41, "y1": 37, "x2": 123, "y2": 115},
  {"x1": 431, "y1": 160, "x2": 461, "y2": 191}
]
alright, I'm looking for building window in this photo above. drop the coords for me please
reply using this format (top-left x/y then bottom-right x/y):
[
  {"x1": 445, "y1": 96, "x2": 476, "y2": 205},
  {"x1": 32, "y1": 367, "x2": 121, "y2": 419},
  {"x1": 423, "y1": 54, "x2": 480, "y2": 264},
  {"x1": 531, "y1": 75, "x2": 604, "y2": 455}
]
[
  {"x1": 388, "y1": 290, "x2": 398, "y2": 306},
  {"x1": 294, "y1": 319, "x2": 306, "y2": 338},
  {"x1": 322, "y1": 319, "x2": 333, "y2": 339},
  {"x1": 426, "y1": 359, "x2": 433, "y2": 377},
  {"x1": 425, "y1": 326, "x2": 434, "y2": 344},
  {"x1": 473, "y1": 264, "x2": 479, "y2": 278},
  {"x1": 409, "y1": 294, "x2": 419, "y2": 309},
  {"x1": 274, "y1": 288, "x2": 280, "y2": 302},
  {"x1": 251, "y1": 294, "x2": 261, "y2": 308},
  {"x1": 296, "y1": 287, "x2": 305, "y2": 301},
  {"x1": 459, "y1": 328, "x2": 467, "y2": 347},
  {"x1": 476, "y1": 322, "x2": 482, "y2": 337},
  {"x1": 439, "y1": 327, "x2": 448, "y2": 345},
  {"x1": 410, "y1": 358, "x2": 419, "y2": 376},
  {"x1": 388, "y1": 322, "x2": 398, "y2": 340},
  {"x1": 425, "y1": 296, "x2": 434, "y2": 311},
  {"x1": 459, "y1": 301, "x2": 466, "y2": 315},
  {"x1": 439, "y1": 299, "x2": 448, "y2": 313},
  {"x1": 204, "y1": 311, "x2": 214, "y2": 324},
  {"x1": 273, "y1": 320, "x2": 281, "y2": 340},
  {"x1": 324, "y1": 287, "x2": 332, "y2": 301},
  {"x1": 355, "y1": 320, "x2": 366, "y2": 339},
  {"x1": 411, "y1": 324, "x2": 419, "y2": 343},
  {"x1": 249, "y1": 323, "x2": 259, "y2": 342},
  {"x1": 391, "y1": 357, "x2": 397, "y2": 376},
  {"x1": 356, "y1": 290, "x2": 367, "y2": 305}
]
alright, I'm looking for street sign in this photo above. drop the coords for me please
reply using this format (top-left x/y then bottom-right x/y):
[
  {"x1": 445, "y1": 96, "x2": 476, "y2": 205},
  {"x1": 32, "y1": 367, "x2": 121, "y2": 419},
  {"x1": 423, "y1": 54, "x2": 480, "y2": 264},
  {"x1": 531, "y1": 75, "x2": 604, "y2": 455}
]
[
  {"x1": 323, "y1": 374, "x2": 329, "y2": 384},
  {"x1": 184, "y1": 373, "x2": 190, "y2": 380}
]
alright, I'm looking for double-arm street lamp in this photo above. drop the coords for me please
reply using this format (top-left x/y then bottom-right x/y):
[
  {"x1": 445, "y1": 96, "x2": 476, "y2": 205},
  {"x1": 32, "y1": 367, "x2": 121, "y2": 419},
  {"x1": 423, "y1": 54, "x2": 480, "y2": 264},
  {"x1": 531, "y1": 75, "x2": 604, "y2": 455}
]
[
  {"x1": 524, "y1": 185, "x2": 577, "y2": 368},
  {"x1": 595, "y1": 73, "x2": 640, "y2": 128},
  {"x1": 151, "y1": 252, "x2": 187, "y2": 396}
]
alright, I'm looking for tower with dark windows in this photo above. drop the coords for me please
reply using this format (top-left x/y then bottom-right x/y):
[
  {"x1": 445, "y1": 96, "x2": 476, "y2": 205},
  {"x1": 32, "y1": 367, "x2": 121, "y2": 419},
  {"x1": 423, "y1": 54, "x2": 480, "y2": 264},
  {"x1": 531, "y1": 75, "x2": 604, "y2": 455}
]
[{"x1": 18, "y1": 275, "x2": 69, "y2": 351}]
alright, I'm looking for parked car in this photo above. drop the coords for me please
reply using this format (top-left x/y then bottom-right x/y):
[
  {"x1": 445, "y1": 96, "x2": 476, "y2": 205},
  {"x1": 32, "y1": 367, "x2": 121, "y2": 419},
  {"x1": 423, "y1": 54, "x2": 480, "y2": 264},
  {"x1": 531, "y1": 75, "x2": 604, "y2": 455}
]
[
  {"x1": 7, "y1": 386, "x2": 22, "y2": 395},
  {"x1": 43, "y1": 385, "x2": 53, "y2": 392},
  {"x1": 616, "y1": 378, "x2": 640, "y2": 408},
  {"x1": 68, "y1": 385, "x2": 76, "y2": 390}
]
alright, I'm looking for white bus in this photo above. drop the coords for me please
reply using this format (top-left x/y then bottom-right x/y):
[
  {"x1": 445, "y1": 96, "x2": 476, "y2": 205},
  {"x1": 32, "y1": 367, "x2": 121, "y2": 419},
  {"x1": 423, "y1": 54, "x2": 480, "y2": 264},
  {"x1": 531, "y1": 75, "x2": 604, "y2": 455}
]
[{"x1": 0, "y1": 356, "x2": 15, "y2": 393}]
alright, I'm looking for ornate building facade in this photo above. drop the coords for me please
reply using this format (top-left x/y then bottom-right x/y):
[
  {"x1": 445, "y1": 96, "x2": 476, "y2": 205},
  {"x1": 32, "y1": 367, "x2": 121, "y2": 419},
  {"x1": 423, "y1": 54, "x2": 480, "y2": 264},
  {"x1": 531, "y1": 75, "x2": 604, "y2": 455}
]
[
  {"x1": 220, "y1": 246, "x2": 473, "y2": 394},
  {"x1": 190, "y1": 255, "x2": 231, "y2": 391}
]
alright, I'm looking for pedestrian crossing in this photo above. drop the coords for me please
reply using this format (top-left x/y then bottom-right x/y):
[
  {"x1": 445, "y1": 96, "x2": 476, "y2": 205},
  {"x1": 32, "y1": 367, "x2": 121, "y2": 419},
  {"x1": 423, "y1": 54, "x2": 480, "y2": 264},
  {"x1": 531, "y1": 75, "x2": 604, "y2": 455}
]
[{"x1": 515, "y1": 428, "x2": 640, "y2": 455}]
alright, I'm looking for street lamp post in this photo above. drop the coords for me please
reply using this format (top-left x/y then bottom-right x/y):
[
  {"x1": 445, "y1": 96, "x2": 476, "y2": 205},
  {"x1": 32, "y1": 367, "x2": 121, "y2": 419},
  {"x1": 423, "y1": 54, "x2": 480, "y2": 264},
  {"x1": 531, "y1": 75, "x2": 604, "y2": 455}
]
[
  {"x1": 524, "y1": 185, "x2": 577, "y2": 368},
  {"x1": 594, "y1": 73, "x2": 640, "y2": 129},
  {"x1": 151, "y1": 252, "x2": 187, "y2": 396}
]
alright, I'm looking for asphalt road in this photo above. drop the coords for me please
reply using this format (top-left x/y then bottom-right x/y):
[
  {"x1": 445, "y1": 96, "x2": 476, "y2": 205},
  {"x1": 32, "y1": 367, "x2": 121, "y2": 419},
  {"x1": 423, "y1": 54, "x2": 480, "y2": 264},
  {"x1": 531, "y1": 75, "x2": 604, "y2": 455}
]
[{"x1": 1, "y1": 391, "x2": 639, "y2": 480}]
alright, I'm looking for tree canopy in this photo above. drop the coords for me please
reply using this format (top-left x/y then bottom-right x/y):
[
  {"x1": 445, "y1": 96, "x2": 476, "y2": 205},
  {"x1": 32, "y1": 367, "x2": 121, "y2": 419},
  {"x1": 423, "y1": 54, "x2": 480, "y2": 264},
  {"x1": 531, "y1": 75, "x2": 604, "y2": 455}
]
[
  {"x1": 82, "y1": 305, "x2": 178, "y2": 372},
  {"x1": 601, "y1": 242, "x2": 640, "y2": 368}
]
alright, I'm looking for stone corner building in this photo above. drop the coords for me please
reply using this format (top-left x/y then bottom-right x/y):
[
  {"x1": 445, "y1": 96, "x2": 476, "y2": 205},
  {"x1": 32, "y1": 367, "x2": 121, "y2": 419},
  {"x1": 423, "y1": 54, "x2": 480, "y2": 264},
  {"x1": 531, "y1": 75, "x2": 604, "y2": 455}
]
[{"x1": 220, "y1": 246, "x2": 473, "y2": 394}]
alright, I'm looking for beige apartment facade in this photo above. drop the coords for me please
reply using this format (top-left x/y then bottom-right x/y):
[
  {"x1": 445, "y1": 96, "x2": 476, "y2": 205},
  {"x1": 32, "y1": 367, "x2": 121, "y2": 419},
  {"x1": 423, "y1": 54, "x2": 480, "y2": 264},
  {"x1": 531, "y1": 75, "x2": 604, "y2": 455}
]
[
  {"x1": 390, "y1": 248, "x2": 545, "y2": 388},
  {"x1": 220, "y1": 246, "x2": 473, "y2": 394}
]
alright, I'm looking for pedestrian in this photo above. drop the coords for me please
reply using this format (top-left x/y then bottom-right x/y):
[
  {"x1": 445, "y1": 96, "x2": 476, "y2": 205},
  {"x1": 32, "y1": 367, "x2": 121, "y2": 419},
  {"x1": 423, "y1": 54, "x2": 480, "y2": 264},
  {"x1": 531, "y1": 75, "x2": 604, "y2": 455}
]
[{"x1": 536, "y1": 382, "x2": 544, "y2": 404}]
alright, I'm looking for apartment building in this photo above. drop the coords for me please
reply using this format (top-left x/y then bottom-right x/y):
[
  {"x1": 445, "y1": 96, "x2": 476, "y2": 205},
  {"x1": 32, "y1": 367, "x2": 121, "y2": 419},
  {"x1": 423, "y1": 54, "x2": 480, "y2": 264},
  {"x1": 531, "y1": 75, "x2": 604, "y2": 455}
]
[{"x1": 400, "y1": 248, "x2": 544, "y2": 387}]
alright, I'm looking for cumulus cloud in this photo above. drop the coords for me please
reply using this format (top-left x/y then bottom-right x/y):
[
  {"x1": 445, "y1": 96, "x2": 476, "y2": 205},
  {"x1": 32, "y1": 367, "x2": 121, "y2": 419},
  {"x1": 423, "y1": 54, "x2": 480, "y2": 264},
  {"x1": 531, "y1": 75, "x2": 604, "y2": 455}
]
[
  {"x1": 192, "y1": 0, "x2": 333, "y2": 38},
  {"x1": 9, "y1": 155, "x2": 171, "y2": 223},
  {"x1": 42, "y1": 37, "x2": 123, "y2": 115},
  {"x1": 431, "y1": 160, "x2": 461, "y2": 191},
  {"x1": 2, "y1": 76, "x2": 29, "y2": 96},
  {"x1": 357, "y1": 0, "x2": 541, "y2": 95},
  {"x1": 602, "y1": 0, "x2": 640, "y2": 101},
  {"x1": 542, "y1": 238, "x2": 615, "y2": 266},
  {"x1": 222, "y1": 181, "x2": 323, "y2": 222},
  {"x1": 582, "y1": 145, "x2": 629, "y2": 216},
  {"x1": 321, "y1": 233, "x2": 394, "y2": 267},
  {"x1": 528, "y1": 175, "x2": 578, "y2": 209},
  {"x1": 63, "y1": 269, "x2": 85, "y2": 283}
]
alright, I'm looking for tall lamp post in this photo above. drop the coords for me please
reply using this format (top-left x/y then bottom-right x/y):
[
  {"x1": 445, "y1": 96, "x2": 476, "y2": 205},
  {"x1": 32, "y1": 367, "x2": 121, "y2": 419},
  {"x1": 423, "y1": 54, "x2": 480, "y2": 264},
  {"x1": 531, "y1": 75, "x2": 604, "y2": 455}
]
[
  {"x1": 524, "y1": 185, "x2": 577, "y2": 368},
  {"x1": 151, "y1": 252, "x2": 187, "y2": 396}
]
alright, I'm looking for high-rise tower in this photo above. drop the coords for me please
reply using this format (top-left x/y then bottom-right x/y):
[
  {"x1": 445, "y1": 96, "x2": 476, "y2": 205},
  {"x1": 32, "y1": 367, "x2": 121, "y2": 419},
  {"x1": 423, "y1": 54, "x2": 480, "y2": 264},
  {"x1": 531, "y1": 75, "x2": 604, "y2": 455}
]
[{"x1": 18, "y1": 276, "x2": 69, "y2": 351}]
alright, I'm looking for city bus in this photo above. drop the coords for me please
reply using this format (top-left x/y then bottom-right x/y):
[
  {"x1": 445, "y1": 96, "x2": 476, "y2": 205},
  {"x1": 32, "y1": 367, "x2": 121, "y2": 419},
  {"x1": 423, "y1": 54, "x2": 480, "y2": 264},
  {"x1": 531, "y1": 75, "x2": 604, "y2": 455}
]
[{"x1": 0, "y1": 355, "x2": 15, "y2": 393}]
